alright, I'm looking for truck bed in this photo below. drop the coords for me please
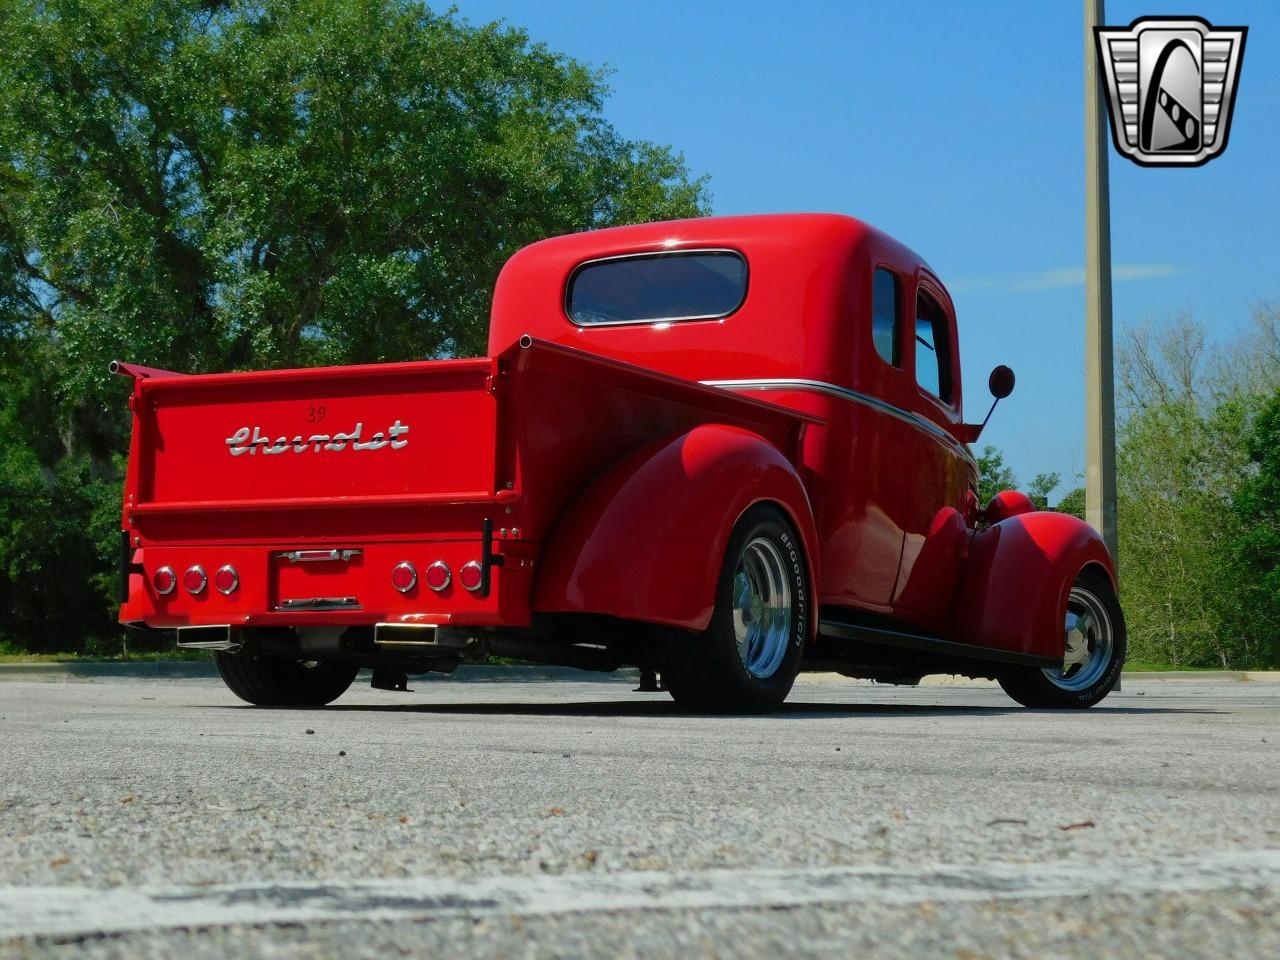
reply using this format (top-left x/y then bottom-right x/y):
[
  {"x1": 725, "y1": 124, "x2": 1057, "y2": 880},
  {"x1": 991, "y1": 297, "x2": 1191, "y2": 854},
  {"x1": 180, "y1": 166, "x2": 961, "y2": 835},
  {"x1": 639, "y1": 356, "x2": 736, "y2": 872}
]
[{"x1": 118, "y1": 338, "x2": 820, "y2": 629}]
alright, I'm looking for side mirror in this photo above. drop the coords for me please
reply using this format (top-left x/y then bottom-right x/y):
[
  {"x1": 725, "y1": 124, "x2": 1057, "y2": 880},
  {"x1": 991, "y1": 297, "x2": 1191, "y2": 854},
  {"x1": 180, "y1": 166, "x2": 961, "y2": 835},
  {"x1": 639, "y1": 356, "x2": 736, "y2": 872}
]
[
  {"x1": 988, "y1": 365, "x2": 1016, "y2": 400},
  {"x1": 957, "y1": 364, "x2": 1017, "y2": 443}
]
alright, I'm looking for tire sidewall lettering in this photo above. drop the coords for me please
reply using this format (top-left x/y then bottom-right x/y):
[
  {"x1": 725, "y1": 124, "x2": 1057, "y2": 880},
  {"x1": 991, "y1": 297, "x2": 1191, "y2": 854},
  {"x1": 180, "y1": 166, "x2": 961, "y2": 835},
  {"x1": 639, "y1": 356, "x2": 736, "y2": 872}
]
[{"x1": 777, "y1": 528, "x2": 807, "y2": 652}]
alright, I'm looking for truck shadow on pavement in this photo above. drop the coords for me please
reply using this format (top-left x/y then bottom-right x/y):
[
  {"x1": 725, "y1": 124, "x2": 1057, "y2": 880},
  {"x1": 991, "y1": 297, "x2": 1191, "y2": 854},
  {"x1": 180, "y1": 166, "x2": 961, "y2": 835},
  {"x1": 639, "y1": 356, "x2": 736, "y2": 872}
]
[{"x1": 298, "y1": 700, "x2": 1221, "y2": 719}]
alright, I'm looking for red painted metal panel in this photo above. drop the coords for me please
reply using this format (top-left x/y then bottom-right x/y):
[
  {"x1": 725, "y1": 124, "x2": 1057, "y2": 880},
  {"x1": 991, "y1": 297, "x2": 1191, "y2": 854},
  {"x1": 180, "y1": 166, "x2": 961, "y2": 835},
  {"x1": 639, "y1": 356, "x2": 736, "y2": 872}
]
[
  {"x1": 498, "y1": 337, "x2": 818, "y2": 545},
  {"x1": 486, "y1": 214, "x2": 986, "y2": 628},
  {"x1": 946, "y1": 512, "x2": 1115, "y2": 659},
  {"x1": 120, "y1": 540, "x2": 537, "y2": 629},
  {"x1": 118, "y1": 325, "x2": 818, "y2": 632},
  {"x1": 532, "y1": 423, "x2": 818, "y2": 633},
  {"x1": 134, "y1": 359, "x2": 494, "y2": 508}
]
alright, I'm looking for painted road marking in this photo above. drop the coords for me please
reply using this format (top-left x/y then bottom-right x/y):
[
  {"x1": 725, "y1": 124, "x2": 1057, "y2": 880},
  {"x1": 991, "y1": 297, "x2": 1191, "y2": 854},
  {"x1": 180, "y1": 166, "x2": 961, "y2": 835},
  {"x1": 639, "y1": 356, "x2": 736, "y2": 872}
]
[{"x1": 3, "y1": 849, "x2": 1279, "y2": 941}]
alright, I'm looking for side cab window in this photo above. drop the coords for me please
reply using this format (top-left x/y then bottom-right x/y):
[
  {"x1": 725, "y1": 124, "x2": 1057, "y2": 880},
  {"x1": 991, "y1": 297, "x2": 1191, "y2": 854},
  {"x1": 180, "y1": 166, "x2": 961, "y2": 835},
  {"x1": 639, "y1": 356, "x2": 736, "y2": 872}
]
[
  {"x1": 914, "y1": 289, "x2": 953, "y2": 404},
  {"x1": 871, "y1": 268, "x2": 900, "y2": 366}
]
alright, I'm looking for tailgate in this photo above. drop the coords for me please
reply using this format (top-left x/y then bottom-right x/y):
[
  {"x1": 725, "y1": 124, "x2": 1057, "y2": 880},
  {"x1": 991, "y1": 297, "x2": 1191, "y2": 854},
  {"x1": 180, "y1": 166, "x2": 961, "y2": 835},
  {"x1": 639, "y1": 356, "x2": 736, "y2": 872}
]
[{"x1": 131, "y1": 359, "x2": 496, "y2": 512}]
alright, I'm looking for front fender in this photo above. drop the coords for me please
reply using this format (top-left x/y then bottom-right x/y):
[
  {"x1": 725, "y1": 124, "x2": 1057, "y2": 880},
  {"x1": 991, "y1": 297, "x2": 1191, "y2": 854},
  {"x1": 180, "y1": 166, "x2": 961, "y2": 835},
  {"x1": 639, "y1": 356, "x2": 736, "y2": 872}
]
[
  {"x1": 946, "y1": 511, "x2": 1114, "y2": 660},
  {"x1": 533, "y1": 424, "x2": 818, "y2": 633}
]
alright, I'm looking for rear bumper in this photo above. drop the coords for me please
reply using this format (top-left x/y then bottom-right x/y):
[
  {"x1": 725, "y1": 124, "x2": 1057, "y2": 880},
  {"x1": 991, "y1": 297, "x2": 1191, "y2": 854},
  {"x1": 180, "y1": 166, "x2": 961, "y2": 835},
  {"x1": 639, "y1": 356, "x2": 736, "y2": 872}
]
[{"x1": 119, "y1": 539, "x2": 536, "y2": 629}]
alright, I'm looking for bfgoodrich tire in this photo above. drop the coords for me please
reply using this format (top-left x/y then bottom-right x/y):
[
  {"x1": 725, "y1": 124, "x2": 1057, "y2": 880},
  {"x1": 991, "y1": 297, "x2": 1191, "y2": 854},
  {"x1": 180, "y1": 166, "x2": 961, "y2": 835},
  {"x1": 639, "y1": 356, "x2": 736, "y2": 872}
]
[
  {"x1": 213, "y1": 652, "x2": 359, "y2": 707},
  {"x1": 659, "y1": 504, "x2": 809, "y2": 713},
  {"x1": 998, "y1": 567, "x2": 1126, "y2": 709}
]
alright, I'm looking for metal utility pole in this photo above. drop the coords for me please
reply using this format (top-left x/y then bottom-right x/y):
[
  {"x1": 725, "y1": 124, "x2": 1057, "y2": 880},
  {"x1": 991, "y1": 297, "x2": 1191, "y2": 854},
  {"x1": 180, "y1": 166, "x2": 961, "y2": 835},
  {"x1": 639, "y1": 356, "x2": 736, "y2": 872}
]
[{"x1": 1084, "y1": 0, "x2": 1118, "y2": 563}]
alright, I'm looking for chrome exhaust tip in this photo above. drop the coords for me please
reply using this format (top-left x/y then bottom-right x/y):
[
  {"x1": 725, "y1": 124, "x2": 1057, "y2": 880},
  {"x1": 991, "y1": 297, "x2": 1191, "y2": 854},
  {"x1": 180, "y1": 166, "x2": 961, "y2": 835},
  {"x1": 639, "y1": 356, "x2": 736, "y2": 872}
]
[
  {"x1": 176, "y1": 625, "x2": 241, "y2": 652},
  {"x1": 373, "y1": 623, "x2": 440, "y2": 648}
]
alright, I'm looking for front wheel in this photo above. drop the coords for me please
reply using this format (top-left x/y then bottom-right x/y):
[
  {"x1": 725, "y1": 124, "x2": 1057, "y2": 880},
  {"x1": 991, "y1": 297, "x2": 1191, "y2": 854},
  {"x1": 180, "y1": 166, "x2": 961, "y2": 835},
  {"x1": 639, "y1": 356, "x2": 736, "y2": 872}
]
[
  {"x1": 213, "y1": 652, "x2": 359, "y2": 707},
  {"x1": 998, "y1": 567, "x2": 1126, "y2": 709},
  {"x1": 659, "y1": 504, "x2": 810, "y2": 713}
]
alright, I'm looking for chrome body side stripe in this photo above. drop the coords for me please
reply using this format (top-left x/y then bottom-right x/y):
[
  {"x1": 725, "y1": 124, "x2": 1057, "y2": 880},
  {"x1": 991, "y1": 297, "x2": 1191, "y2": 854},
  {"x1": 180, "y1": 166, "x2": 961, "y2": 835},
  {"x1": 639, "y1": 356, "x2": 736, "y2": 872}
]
[{"x1": 702, "y1": 378, "x2": 976, "y2": 468}]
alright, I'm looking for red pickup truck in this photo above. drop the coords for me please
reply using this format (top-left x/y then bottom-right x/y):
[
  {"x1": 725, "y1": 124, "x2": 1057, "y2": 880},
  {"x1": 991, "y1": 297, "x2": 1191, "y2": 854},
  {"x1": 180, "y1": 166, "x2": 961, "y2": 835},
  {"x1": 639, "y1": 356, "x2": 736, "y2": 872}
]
[{"x1": 115, "y1": 214, "x2": 1125, "y2": 712}]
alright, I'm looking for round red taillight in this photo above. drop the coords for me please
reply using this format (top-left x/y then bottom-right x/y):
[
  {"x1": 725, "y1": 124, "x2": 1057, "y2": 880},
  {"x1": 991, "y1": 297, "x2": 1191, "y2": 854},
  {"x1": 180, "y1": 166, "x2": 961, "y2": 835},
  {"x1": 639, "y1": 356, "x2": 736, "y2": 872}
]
[
  {"x1": 424, "y1": 561, "x2": 451, "y2": 591},
  {"x1": 459, "y1": 561, "x2": 483, "y2": 593},
  {"x1": 214, "y1": 565, "x2": 239, "y2": 595},
  {"x1": 153, "y1": 566, "x2": 176, "y2": 596},
  {"x1": 391, "y1": 561, "x2": 417, "y2": 593},
  {"x1": 183, "y1": 565, "x2": 207, "y2": 595}
]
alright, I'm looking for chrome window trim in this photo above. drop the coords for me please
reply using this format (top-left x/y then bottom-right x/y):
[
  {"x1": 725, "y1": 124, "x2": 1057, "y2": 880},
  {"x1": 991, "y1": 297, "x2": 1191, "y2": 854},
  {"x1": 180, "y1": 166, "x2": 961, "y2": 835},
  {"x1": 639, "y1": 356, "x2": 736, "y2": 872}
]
[
  {"x1": 565, "y1": 248, "x2": 748, "y2": 329},
  {"x1": 701, "y1": 378, "x2": 976, "y2": 467}
]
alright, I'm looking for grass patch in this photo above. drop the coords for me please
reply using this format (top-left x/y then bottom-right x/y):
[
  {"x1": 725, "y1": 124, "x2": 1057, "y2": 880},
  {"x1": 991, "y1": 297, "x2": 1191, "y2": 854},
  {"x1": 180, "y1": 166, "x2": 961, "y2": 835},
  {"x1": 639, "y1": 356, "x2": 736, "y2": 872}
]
[
  {"x1": 1124, "y1": 660, "x2": 1227, "y2": 672},
  {"x1": 0, "y1": 648, "x2": 208, "y2": 664}
]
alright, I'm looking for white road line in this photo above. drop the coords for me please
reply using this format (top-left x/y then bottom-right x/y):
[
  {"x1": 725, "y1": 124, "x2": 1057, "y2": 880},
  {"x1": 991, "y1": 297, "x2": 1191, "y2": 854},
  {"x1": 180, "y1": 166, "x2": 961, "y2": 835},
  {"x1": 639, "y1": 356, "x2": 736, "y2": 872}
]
[{"x1": 3, "y1": 849, "x2": 1280, "y2": 941}]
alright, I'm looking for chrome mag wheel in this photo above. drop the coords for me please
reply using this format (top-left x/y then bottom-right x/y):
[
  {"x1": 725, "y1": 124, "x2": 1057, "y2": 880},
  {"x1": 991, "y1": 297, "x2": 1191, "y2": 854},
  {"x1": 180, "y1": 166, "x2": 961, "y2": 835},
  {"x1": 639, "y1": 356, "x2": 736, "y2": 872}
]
[
  {"x1": 731, "y1": 536, "x2": 793, "y2": 680},
  {"x1": 1042, "y1": 585, "x2": 1115, "y2": 692}
]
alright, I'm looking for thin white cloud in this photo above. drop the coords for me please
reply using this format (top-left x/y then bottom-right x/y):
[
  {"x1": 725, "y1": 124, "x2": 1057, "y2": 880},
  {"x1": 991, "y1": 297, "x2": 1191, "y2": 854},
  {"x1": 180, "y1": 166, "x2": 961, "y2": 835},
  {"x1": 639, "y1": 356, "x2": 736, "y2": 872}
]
[
  {"x1": 1014, "y1": 267, "x2": 1086, "y2": 291},
  {"x1": 1112, "y1": 263, "x2": 1181, "y2": 282},
  {"x1": 951, "y1": 263, "x2": 1179, "y2": 293}
]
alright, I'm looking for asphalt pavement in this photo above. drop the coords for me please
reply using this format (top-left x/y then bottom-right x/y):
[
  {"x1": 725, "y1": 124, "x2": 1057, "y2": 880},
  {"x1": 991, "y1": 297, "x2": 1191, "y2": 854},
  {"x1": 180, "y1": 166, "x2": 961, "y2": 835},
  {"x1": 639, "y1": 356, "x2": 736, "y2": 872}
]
[{"x1": 1, "y1": 673, "x2": 1278, "y2": 958}]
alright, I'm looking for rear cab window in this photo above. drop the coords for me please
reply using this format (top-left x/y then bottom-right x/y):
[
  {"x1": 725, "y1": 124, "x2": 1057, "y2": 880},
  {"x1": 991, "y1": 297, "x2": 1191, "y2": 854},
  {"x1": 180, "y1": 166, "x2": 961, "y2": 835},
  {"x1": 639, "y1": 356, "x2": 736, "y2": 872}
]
[
  {"x1": 914, "y1": 290, "x2": 953, "y2": 404},
  {"x1": 567, "y1": 250, "x2": 747, "y2": 326}
]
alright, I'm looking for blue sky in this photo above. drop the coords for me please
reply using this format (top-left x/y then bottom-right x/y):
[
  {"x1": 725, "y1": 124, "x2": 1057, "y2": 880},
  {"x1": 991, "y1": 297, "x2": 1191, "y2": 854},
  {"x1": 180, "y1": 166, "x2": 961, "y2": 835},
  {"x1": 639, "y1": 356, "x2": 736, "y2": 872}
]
[{"x1": 455, "y1": 1, "x2": 1277, "y2": 498}]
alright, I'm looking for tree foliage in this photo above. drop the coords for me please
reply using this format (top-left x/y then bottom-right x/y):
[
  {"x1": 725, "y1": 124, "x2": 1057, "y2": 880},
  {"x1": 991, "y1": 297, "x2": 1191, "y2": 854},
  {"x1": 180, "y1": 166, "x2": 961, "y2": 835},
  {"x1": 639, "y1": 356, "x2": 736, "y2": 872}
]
[
  {"x1": 1232, "y1": 391, "x2": 1280, "y2": 639},
  {"x1": 1115, "y1": 306, "x2": 1280, "y2": 668},
  {"x1": 1055, "y1": 486, "x2": 1085, "y2": 521},
  {"x1": 975, "y1": 444, "x2": 1060, "y2": 510},
  {"x1": 1025, "y1": 471, "x2": 1061, "y2": 511},
  {"x1": 975, "y1": 446, "x2": 1017, "y2": 506},
  {"x1": 0, "y1": 0, "x2": 709, "y2": 651}
]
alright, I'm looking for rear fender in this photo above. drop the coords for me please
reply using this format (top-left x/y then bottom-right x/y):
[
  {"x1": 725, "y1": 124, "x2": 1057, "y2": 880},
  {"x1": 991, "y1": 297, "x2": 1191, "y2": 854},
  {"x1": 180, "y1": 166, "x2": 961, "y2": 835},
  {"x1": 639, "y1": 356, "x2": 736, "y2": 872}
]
[
  {"x1": 533, "y1": 424, "x2": 818, "y2": 634},
  {"x1": 946, "y1": 511, "x2": 1115, "y2": 660}
]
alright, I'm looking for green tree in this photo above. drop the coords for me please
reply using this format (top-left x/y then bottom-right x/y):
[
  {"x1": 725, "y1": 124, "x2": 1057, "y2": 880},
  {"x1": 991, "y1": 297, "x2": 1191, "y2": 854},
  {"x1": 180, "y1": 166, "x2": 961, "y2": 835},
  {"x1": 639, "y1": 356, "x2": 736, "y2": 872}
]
[
  {"x1": 1231, "y1": 389, "x2": 1280, "y2": 662},
  {"x1": 1113, "y1": 310, "x2": 1280, "y2": 668},
  {"x1": 0, "y1": 0, "x2": 709, "y2": 651},
  {"x1": 975, "y1": 445, "x2": 1017, "y2": 506},
  {"x1": 1026, "y1": 471, "x2": 1061, "y2": 511},
  {"x1": 975, "y1": 445, "x2": 1062, "y2": 509},
  {"x1": 1117, "y1": 400, "x2": 1240, "y2": 666},
  {"x1": 1056, "y1": 486, "x2": 1085, "y2": 520}
]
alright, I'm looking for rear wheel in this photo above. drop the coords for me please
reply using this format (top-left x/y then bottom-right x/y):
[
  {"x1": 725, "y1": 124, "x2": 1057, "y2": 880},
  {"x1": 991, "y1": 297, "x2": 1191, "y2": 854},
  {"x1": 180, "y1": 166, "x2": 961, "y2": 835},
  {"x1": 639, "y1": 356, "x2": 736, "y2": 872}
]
[
  {"x1": 659, "y1": 505, "x2": 809, "y2": 713},
  {"x1": 213, "y1": 652, "x2": 359, "y2": 707},
  {"x1": 998, "y1": 567, "x2": 1125, "y2": 709}
]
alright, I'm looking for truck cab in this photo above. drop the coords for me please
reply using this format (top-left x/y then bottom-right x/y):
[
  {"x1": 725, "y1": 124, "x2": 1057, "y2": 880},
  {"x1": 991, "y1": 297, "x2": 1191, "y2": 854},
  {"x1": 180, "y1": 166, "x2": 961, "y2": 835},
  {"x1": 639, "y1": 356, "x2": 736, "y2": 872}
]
[{"x1": 116, "y1": 214, "x2": 1125, "y2": 712}]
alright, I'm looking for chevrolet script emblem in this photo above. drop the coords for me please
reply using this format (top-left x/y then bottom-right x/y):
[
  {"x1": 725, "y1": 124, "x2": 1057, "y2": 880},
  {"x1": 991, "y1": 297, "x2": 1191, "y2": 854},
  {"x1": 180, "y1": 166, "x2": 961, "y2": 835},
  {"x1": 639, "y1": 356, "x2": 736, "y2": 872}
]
[
  {"x1": 226, "y1": 421, "x2": 409, "y2": 456},
  {"x1": 1095, "y1": 16, "x2": 1246, "y2": 167}
]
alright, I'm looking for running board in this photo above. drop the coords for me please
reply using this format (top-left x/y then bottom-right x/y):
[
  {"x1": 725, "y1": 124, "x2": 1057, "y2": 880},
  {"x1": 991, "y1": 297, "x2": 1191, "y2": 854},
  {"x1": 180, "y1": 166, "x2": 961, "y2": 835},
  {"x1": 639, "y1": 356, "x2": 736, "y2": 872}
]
[{"x1": 817, "y1": 618, "x2": 1059, "y2": 669}]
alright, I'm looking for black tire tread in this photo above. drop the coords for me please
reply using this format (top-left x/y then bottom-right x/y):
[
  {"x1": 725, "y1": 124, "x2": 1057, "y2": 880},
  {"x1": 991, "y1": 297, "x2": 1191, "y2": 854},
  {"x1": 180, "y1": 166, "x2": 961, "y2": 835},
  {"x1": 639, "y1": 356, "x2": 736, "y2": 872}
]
[
  {"x1": 658, "y1": 622, "x2": 743, "y2": 711},
  {"x1": 213, "y1": 652, "x2": 358, "y2": 707}
]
